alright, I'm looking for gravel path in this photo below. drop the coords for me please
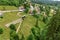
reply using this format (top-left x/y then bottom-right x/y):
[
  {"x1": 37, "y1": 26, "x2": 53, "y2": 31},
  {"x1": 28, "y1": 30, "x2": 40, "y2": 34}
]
[
  {"x1": 0, "y1": 9, "x2": 25, "y2": 13},
  {"x1": 16, "y1": 20, "x2": 23, "y2": 33},
  {"x1": 5, "y1": 15, "x2": 26, "y2": 27},
  {"x1": 5, "y1": 18, "x2": 22, "y2": 27}
]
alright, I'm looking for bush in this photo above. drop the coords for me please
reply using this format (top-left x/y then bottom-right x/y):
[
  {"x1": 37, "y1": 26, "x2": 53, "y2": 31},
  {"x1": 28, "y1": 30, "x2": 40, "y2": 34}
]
[
  {"x1": 9, "y1": 24, "x2": 16, "y2": 31},
  {"x1": 0, "y1": 16, "x2": 3, "y2": 19},
  {"x1": 0, "y1": 28, "x2": 3, "y2": 34},
  {"x1": 27, "y1": 34, "x2": 34, "y2": 40},
  {"x1": 10, "y1": 31, "x2": 19, "y2": 40}
]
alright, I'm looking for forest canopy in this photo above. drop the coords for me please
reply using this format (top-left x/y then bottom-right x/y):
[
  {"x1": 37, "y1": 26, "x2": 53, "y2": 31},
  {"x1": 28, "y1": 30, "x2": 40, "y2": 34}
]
[{"x1": 0, "y1": 0, "x2": 26, "y2": 6}]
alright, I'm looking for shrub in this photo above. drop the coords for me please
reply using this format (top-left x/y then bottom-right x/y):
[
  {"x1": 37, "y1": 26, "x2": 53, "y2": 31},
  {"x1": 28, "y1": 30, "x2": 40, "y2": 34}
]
[
  {"x1": 9, "y1": 24, "x2": 16, "y2": 31},
  {"x1": 0, "y1": 28, "x2": 3, "y2": 34}
]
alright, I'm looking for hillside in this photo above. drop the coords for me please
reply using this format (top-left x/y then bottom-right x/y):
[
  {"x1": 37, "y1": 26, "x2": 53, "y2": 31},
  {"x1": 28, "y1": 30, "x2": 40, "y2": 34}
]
[
  {"x1": 0, "y1": 0, "x2": 60, "y2": 40},
  {"x1": 31, "y1": 0, "x2": 60, "y2": 6}
]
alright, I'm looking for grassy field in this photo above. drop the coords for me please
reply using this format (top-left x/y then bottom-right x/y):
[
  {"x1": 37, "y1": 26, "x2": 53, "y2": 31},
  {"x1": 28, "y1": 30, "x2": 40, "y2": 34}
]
[
  {"x1": 0, "y1": 6, "x2": 20, "y2": 40},
  {"x1": 0, "y1": 5, "x2": 52, "y2": 40},
  {"x1": 0, "y1": 12, "x2": 26, "y2": 40},
  {"x1": 0, "y1": 13, "x2": 46, "y2": 40},
  {"x1": 0, "y1": 6, "x2": 18, "y2": 10}
]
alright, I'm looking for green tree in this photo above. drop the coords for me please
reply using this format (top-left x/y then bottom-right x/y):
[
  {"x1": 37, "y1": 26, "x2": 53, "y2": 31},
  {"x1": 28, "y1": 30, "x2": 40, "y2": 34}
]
[
  {"x1": 30, "y1": 16, "x2": 40, "y2": 40},
  {"x1": 0, "y1": 0, "x2": 19, "y2": 6},
  {"x1": 24, "y1": 3, "x2": 30, "y2": 13},
  {"x1": 19, "y1": 0, "x2": 26, "y2": 6},
  {"x1": 10, "y1": 31, "x2": 19, "y2": 40},
  {"x1": 46, "y1": 9, "x2": 60, "y2": 40},
  {"x1": 27, "y1": 34, "x2": 34, "y2": 40}
]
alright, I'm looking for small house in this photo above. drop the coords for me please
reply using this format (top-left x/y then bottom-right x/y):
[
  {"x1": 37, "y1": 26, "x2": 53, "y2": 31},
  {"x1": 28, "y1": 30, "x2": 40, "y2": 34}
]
[{"x1": 19, "y1": 6, "x2": 25, "y2": 12}]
